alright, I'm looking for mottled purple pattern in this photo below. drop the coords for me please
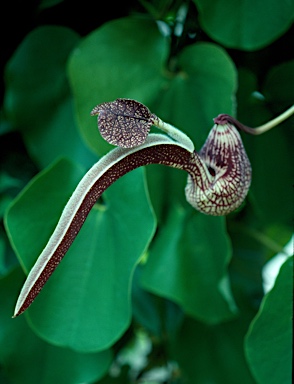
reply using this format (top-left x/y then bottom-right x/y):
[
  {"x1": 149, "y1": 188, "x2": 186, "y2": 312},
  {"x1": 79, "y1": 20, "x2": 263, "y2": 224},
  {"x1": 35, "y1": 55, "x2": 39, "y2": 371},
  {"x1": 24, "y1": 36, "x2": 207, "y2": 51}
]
[
  {"x1": 15, "y1": 144, "x2": 194, "y2": 316},
  {"x1": 15, "y1": 112, "x2": 253, "y2": 315},
  {"x1": 91, "y1": 99, "x2": 153, "y2": 148},
  {"x1": 185, "y1": 122, "x2": 252, "y2": 215}
]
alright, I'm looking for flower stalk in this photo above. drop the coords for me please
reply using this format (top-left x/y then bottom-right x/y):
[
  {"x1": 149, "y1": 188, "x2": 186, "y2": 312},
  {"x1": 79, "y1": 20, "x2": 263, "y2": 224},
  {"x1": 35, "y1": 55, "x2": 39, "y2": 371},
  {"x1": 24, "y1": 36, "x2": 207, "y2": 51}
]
[{"x1": 215, "y1": 104, "x2": 294, "y2": 135}]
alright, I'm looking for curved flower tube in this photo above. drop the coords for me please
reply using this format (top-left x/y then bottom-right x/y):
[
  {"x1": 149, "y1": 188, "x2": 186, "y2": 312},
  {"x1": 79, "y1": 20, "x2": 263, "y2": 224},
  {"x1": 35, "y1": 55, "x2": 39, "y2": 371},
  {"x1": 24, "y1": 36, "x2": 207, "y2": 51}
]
[
  {"x1": 13, "y1": 99, "x2": 294, "y2": 317},
  {"x1": 186, "y1": 117, "x2": 252, "y2": 215}
]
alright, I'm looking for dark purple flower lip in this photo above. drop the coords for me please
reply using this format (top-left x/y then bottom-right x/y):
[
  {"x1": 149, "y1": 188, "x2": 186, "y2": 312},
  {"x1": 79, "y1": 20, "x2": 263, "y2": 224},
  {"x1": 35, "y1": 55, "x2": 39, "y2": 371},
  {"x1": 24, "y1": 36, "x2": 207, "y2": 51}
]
[{"x1": 91, "y1": 98, "x2": 154, "y2": 148}]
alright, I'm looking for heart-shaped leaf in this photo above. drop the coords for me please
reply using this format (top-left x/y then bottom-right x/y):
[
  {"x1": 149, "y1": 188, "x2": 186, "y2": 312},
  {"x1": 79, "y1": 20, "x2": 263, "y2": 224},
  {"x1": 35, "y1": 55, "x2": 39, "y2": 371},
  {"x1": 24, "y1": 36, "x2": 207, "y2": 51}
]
[
  {"x1": 3, "y1": 26, "x2": 96, "y2": 169},
  {"x1": 0, "y1": 268, "x2": 112, "y2": 383},
  {"x1": 141, "y1": 206, "x2": 237, "y2": 324}
]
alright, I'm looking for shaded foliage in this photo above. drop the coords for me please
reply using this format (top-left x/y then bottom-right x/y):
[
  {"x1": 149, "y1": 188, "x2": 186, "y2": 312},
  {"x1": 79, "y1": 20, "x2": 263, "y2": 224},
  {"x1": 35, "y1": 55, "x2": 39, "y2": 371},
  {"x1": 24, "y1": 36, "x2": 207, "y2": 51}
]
[{"x1": 1, "y1": 0, "x2": 293, "y2": 383}]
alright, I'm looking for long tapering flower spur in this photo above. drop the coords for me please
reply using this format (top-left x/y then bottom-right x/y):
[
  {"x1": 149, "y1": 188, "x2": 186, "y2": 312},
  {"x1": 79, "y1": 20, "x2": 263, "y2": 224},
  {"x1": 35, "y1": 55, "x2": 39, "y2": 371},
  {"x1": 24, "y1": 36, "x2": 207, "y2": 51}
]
[{"x1": 13, "y1": 99, "x2": 294, "y2": 317}]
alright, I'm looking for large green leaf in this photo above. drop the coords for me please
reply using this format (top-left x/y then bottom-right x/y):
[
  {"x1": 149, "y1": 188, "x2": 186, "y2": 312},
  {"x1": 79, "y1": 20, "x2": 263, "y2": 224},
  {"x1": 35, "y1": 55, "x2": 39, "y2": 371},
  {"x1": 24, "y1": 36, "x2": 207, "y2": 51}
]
[
  {"x1": 245, "y1": 126, "x2": 293, "y2": 226},
  {"x1": 263, "y1": 61, "x2": 294, "y2": 110},
  {"x1": 68, "y1": 17, "x2": 237, "y2": 156},
  {"x1": 0, "y1": 268, "x2": 112, "y2": 384},
  {"x1": 175, "y1": 213, "x2": 261, "y2": 384},
  {"x1": 68, "y1": 17, "x2": 169, "y2": 155},
  {"x1": 4, "y1": 26, "x2": 96, "y2": 169},
  {"x1": 141, "y1": 206, "x2": 237, "y2": 324},
  {"x1": 132, "y1": 265, "x2": 184, "y2": 337},
  {"x1": 239, "y1": 61, "x2": 294, "y2": 227},
  {"x1": 5, "y1": 158, "x2": 156, "y2": 351},
  {"x1": 170, "y1": 315, "x2": 255, "y2": 383},
  {"x1": 151, "y1": 41, "x2": 237, "y2": 146},
  {"x1": 245, "y1": 256, "x2": 293, "y2": 384},
  {"x1": 194, "y1": 0, "x2": 294, "y2": 50}
]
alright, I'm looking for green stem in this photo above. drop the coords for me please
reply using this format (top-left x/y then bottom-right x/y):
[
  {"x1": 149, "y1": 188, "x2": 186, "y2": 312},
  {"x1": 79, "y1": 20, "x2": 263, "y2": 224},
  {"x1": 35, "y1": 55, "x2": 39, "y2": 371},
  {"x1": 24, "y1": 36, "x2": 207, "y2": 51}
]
[
  {"x1": 152, "y1": 115, "x2": 195, "y2": 152},
  {"x1": 220, "y1": 104, "x2": 294, "y2": 135},
  {"x1": 253, "y1": 104, "x2": 294, "y2": 135}
]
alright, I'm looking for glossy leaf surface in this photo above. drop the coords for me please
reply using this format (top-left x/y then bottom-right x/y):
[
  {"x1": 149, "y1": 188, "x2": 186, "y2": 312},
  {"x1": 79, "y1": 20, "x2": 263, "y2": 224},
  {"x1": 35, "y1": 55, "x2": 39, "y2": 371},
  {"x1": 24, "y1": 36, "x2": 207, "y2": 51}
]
[
  {"x1": 4, "y1": 26, "x2": 96, "y2": 169},
  {"x1": 0, "y1": 268, "x2": 112, "y2": 383},
  {"x1": 141, "y1": 206, "x2": 237, "y2": 323},
  {"x1": 194, "y1": 0, "x2": 294, "y2": 50},
  {"x1": 245, "y1": 256, "x2": 293, "y2": 384},
  {"x1": 170, "y1": 314, "x2": 256, "y2": 383}
]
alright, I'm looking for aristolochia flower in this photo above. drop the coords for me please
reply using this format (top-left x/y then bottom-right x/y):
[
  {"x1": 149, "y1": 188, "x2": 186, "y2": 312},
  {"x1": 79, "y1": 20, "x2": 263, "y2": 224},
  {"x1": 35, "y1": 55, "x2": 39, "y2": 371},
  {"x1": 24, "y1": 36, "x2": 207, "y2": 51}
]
[{"x1": 13, "y1": 99, "x2": 294, "y2": 317}]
